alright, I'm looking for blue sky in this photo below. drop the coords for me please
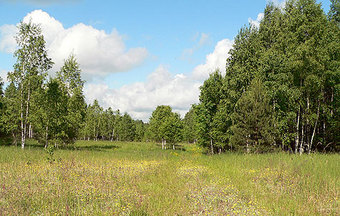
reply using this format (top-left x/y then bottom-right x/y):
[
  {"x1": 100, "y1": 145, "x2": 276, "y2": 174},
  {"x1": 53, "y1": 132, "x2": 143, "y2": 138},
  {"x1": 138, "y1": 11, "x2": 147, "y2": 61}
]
[{"x1": 0, "y1": 0, "x2": 331, "y2": 121}]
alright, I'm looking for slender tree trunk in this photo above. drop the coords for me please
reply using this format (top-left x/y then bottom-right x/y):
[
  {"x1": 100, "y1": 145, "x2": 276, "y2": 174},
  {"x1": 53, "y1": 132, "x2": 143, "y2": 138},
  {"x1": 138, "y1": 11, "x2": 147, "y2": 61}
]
[
  {"x1": 20, "y1": 86, "x2": 25, "y2": 149},
  {"x1": 25, "y1": 79, "x2": 30, "y2": 143},
  {"x1": 164, "y1": 139, "x2": 167, "y2": 150},
  {"x1": 295, "y1": 108, "x2": 300, "y2": 154},
  {"x1": 309, "y1": 102, "x2": 320, "y2": 154},
  {"x1": 300, "y1": 123, "x2": 304, "y2": 155},
  {"x1": 173, "y1": 144, "x2": 175, "y2": 150},
  {"x1": 210, "y1": 139, "x2": 214, "y2": 155},
  {"x1": 45, "y1": 125, "x2": 48, "y2": 148},
  {"x1": 29, "y1": 123, "x2": 32, "y2": 138}
]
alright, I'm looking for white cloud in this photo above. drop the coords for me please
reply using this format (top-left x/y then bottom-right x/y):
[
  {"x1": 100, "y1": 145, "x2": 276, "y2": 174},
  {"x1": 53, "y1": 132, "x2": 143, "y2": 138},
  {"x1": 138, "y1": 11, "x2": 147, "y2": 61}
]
[
  {"x1": 248, "y1": 13, "x2": 264, "y2": 28},
  {"x1": 0, "y1": 69, "x2": 9, "y2": 84},
  {"x1": 268, "y1": 0, "x2": 286, "y2": 8},
  {"x1": 84, "y1": 37, "x2": 235, "y2": 121},
  {"x1": 84, "y1": 65, "x2": 201, "y2": 122},
  {"x1": 192, "y1": 38, "x2": 234, "y2": 81},
  {"x1": 0, "y1": 10, "x2": 235, "y2": 121},
  {"x1": 0, "y1": 10, "x2": 148, "y2": 80}
]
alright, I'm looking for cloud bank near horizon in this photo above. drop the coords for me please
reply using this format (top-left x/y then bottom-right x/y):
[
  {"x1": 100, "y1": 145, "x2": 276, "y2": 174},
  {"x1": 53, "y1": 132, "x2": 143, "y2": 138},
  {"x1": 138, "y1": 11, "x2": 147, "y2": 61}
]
[{"x1": 0, "y1": 10, "x2": 235, "y2": 121}]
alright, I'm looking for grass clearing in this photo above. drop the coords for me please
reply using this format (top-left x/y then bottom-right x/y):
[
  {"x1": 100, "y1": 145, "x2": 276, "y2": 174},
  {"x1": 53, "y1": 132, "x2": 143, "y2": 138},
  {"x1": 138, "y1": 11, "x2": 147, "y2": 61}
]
[{"x1": 0, "y1": 140, "x2": 338, "y2": 215}]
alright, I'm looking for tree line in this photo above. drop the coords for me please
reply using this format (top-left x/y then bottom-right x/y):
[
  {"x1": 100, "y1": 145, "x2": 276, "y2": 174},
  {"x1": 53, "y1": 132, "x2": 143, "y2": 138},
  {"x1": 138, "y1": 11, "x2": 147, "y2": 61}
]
[
  {"x1": 193, "y1": 0, "x2": 339, "y2": 154},
  {"x1": 0, "y1": 0, "x2": 339, "y2": 154}
]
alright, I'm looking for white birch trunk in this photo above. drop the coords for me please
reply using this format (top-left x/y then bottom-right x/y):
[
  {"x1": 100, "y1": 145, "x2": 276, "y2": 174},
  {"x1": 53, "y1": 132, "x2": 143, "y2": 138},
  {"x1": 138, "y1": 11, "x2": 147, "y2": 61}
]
[
  {"x1": 309, "y1": 102, "x2": 320, "y2": 154},
  {"x1": 45, "y1": 125, "x2": 48, "y2": 148},
  {"x1": 300, "y1": 123, "x2": 304, "y2": 155},
  {"x1": 295, "y1": 108, "x2": 300, "y2": 154}
]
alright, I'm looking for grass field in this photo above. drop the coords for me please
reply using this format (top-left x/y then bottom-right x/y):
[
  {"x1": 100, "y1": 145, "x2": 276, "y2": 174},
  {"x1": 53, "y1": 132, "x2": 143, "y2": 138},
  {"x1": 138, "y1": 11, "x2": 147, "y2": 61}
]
[{"x1": 0, "y1": 140, "x2": 338, "y2": 215}]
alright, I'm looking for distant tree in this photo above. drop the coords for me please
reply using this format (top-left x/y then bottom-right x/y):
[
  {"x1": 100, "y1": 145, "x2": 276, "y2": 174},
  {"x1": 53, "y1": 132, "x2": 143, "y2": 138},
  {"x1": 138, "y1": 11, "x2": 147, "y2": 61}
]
[
  {"x1": 117, "y1": 113, "x2": 136, "y2": 141},
  {"x1": 89, "y1": 100, "x2": 103, "y2": 140},
  {"x1": 148, "y1": 105, "x2": 182, "y2": 149},
  {"x1": 101, "y1": 107, "x2": 115, "y2": 140},
  {"x1": 135, "y1": 120, "x2": 145, "y2": 142},
  {"x1": 148, "y1": 105, "x2": 173, "y2": 149},
  {"x1": 161, "y1": 112, "x2": 183, "y2": 150},
  {"x1": 182, "y1": 106, "x2": 197, "y2": 143}
]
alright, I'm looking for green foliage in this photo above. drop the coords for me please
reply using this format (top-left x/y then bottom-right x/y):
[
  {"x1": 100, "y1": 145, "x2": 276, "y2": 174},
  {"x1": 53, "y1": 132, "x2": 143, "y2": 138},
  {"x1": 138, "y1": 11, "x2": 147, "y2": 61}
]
[
  {"x1": 0, "y1": 77, "x2": 3, "y2": 133},
  {"x1": 117, "y1": 113, "x2": 136, "y2": 141},
  {"x1": 135, "y1": 120, "x2": 145, "y2": 141},
  {"x1": 329, "y1": 0, "x2": 340, "y2": 25},
  {"x1": 148, "y1": 105, "x2": 183, "y2": 148},
  {"x1": 160, "y1": 112, "x2": 183, "y2": 145},
  {"x1": 182, "y1": 106, "x2": 197, "y2": 143},
  {"x1": 1, "y1": 83, "x2": 20, "y2": 144},
  {"x1": 148, "y1": 105, "x2": 173, "y2": 142},
  {"x1": 7, "y1": 21, "x2": 53, "y2": 148},
  {"x1": 192, "y1": 0, "x2": 339, "y2": 154},
  {"x1": 231, "y1": 79, "x2": 276, "y2": 152},
  {"x1": 195, "y1": 71, "x2": 224, "y2": 153}
]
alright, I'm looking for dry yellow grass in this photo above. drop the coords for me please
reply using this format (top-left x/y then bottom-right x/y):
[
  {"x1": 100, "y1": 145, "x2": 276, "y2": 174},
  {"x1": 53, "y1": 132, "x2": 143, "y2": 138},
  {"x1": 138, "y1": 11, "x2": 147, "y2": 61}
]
[{"x1": 0, "y1": 140, "x2": 338, "y2": 215}]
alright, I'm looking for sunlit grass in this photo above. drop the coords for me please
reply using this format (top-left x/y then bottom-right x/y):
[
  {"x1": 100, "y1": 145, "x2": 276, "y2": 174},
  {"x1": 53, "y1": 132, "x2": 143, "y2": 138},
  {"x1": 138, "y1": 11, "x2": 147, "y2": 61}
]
[{"x1": 0, "y1": 140, "x2": 338, "y2": 215}]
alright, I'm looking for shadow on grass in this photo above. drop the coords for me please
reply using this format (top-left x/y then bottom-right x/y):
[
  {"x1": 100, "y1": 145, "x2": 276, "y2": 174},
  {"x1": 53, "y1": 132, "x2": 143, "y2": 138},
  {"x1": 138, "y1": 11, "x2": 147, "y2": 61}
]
[
  {"x1": 0, "y1": 138, "x2": 119, "y2": 152},
  {"x1": 155, "y1": 143, "x2": 186, "y2": 151},
  {"x1": 65, "y1": 144, "x2": 120, "y2": 152}
]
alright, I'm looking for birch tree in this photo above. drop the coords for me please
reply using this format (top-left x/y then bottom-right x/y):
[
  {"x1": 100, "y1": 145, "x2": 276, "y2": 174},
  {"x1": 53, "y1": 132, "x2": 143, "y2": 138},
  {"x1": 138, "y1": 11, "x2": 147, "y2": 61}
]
[{"x1": 8, "y1": 21, "x2": 53, "y2": 148}]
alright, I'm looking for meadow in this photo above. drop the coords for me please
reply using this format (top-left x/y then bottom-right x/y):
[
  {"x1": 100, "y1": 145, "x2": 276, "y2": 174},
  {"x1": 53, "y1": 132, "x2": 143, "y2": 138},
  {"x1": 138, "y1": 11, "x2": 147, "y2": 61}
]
[{"x1": 0, "y1": 140, "x2": 338, "y2": 215}]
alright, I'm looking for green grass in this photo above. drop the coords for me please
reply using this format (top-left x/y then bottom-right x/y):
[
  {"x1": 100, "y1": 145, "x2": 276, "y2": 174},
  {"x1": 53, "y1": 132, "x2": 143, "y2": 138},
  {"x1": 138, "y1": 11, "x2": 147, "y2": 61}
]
[{"x1": 0, "y1": 140, "x2": 338, "y2": 215}]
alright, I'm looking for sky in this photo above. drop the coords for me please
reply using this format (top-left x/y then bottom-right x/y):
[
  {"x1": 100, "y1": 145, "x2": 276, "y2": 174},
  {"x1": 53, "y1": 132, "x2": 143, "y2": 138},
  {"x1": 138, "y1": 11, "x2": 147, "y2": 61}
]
[{"x1": 0, "y1": 0, "x2": 331, "y2": 121}]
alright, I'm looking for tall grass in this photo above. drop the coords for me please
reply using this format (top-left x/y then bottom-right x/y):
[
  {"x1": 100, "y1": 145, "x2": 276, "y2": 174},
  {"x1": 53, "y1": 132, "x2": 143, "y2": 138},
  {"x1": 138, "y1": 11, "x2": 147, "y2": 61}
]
[{"x1": 0, "y1": 140, "x2": 338, "y2": 215}]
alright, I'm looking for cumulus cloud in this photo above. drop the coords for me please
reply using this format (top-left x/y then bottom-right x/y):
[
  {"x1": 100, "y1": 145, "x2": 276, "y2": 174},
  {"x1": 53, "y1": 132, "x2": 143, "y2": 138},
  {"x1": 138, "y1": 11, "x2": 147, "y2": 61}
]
[
  {"x1": 84, "y1": 65, "x2": 201, "y2": 122},
  {"x1": 85, "y1": 37, "x2": 235, "y2": 121},
  {"x1": 248, "y1": 13, "x2": 264, "y2": 28},
  {"x1": 0, "y1": 10, "x2": 148, "y2": 80},
  {"x1": 0, "y1": 9, "x2": 235, "y2": 121},
  {"x1": 192, "y1": 38, "x2": 234, "y2": 81}
]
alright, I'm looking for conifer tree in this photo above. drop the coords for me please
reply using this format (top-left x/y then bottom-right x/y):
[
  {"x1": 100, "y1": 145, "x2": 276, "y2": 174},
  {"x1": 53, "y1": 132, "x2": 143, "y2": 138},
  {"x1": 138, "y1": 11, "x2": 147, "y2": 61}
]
[{"x1": 231, "y1": 79, "x2": 276, "y2": 153}]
